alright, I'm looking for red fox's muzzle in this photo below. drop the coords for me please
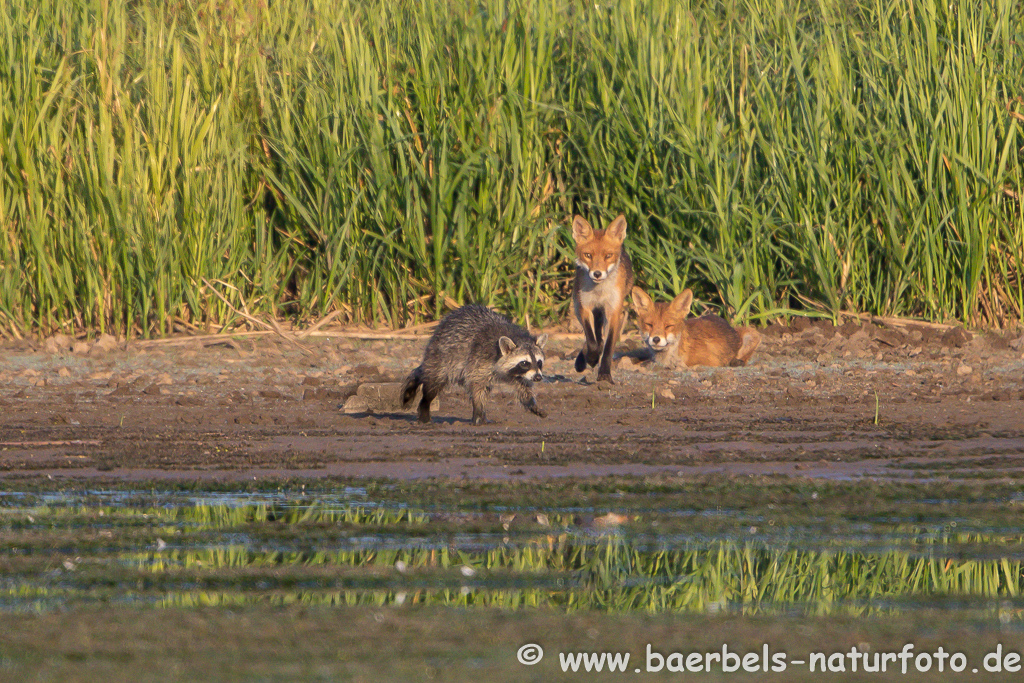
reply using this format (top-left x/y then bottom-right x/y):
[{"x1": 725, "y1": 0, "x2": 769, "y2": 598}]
[
  {"x1": 582, "y1": 261, "x2": 616, "y2": 283},
  {"x1": 641, "y1": 332, "x2": 672, "y2": 350}
]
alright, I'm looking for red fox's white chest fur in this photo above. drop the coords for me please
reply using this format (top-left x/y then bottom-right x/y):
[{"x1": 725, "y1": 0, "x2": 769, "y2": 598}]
[
  {"x1": 571, "y1": 215, "x2": 634, "y2": 383},
  {"x1": 631, "y1": 287, "x2": 761, "y2": 368}
]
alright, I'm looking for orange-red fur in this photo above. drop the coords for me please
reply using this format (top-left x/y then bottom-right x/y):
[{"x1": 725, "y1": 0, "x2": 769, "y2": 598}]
[
  {"x1": 571, "y1": 215, "x2": 634, "y2": 382},
  {"x1": 630, "y1": 287, "x2": 760, "y2": 368}
]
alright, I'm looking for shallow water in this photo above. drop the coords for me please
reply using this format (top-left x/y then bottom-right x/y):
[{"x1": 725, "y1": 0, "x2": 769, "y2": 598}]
[{"x1": 2, "y1": 487, "x2": 1024, "y2": 622}]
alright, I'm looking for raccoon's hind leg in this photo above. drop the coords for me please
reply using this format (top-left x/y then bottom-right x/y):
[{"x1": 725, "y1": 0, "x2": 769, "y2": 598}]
[
  {"x1": 417, "y1": 379, "x2": 441, "y2": 424},
  {"x1": 468, "y1": 383, "x2": 488, "y2": 425},
  {"x1": 515, "y1": 382, "x2": 546, "y2": 418}
]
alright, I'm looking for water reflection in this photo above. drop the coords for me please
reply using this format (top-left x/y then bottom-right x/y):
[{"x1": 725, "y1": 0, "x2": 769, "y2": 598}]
[{"x1": 2, "y1": 497, "x2": 1023, "y2": 618}]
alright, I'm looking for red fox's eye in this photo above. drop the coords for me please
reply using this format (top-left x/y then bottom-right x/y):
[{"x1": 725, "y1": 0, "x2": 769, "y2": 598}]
[{"x1": 583, "y1": 252, "x2": 591, "y2": 259}]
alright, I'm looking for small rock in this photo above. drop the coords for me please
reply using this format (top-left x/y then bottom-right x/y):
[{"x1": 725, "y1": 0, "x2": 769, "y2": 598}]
[
  {"x1": 790, "y1": 317, "x2": 812, "y2": 332},
  {"x1": 89, "y1": 333, "x2": 119, "y2": 356},
  {"x1": 617, "y1": 356, "x2": 635, "y2": 370},
  {"x1": 43, "y1": 334, "x2": 74, "y2": 355},
  {"x1": 155, "y1": 373, "x2": 173, "y2": 385},
  {"x1": 941, "y1": 326, "x2": 972, "y2": 348},
  {"x1": 57, "y1": 367, "x2": 71, "y2": 377},
  {"x1": 872, "y1": 328, "x2": 904, "y2": 348},
  {"x1": 71, "y1": 340, "x2": 91, "y2": 355},
  {"x1": 107, "y1": 384, "x2": 134, "y2": 397},
  {"x1": 353, "y1": 364, "x2": 381, "y2": 377},
  {"x1": 258, "y1": 389, "x2": 283, "y2": 399},
  {"x1": 342, "y1": 395, "x2": 370, "y2": 413},
  {"x1": 658, "y1": 387, "x2": 675, "y2": 400},
  {"x1": 956, "y1": 364, "x2": 973, "y2": 376},
  {"x1": 838, "y1": 321, "x2": 862, "y2": 336},
  {"x1": 143, "y1": 384, "x2": 164, "y2": 396}
]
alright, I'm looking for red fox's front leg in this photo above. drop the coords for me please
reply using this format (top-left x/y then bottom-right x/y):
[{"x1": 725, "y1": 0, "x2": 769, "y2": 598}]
[
  {"x1": 574, "y1": 306, "x2": 603, "y2": 373},
  {"x1": 596, "y1": 306, "x2": 623, "y2": 383}
]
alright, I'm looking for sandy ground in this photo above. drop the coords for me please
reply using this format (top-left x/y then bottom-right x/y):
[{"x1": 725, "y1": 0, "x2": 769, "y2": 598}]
[{"x1": 1, "y1": 317, "x2": 1023, "y2": 483}]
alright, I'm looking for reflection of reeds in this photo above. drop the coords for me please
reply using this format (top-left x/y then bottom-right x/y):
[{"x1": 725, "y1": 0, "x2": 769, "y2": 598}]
[
  {"x1": 7, "y1": 500, "x2": 1024, "y2": 617},
  {"x1": 122, "y1": 535, "x2": 1024, "y2": 617}
]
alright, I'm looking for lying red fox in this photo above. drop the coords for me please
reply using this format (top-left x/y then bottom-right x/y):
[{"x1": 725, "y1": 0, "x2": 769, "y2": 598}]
[{"x1": 630, "y1": 287, "x2": 760, "y2": 367}]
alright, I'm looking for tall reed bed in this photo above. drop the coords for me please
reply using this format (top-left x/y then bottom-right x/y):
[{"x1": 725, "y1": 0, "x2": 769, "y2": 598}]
[{"x1": 0, "y1": 0, "x2": 1020, "y2": 336}]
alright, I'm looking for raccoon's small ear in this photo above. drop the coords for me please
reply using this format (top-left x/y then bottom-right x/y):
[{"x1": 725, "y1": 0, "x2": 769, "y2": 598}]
[
  {"x1": 630, "y1": 287, "x2": 653, "y2": 313},
  {"x1": 498, "y1": 336, "x2": 517, "y2": 356},
  {"x1": 571, "y1": 216, "x2": 593, "y2": 243},
  {"x1": 605, "y1": 215, "x2": 627, "y2": 243},
  {"x1": 669, "y1": 289, "x2": 694, "y2": 318},
  {"x1": 535, "y1": 334, "x2": 548, "y2": 349}
]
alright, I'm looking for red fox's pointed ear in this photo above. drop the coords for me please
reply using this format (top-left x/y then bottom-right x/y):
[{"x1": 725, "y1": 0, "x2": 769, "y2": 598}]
[
  {"x1": 605, "y1": 215, "x2": 627, "y2": 243},
  {"x1": 630, "y1": 287, "x2": 653, "y2": 313},
  {"x1": 571, "y1": 216, "x2": 593, "y2": 243},
  {"x1": 669, "y1": 289, "x2": 693, "y2": 318}
]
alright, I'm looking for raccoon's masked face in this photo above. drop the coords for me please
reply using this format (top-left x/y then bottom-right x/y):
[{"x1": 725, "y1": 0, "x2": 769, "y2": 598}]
[{"x1": 497, "y1": 335, "x2": 547, "y2": 382}]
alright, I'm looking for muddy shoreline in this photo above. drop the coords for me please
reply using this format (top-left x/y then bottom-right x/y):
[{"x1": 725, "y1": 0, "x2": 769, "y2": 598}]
[{"x1": 2, "y1": 319, "x2": 1022, "y2": 483}]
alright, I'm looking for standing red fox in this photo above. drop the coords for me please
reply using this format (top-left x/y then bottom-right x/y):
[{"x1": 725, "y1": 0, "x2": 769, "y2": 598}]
[
  {"x1": 630, "y1": 287, "x2": 761, "y2": 367},
  {"x1": 571, "y1": 214, "x2": 634, "y2": 383}
]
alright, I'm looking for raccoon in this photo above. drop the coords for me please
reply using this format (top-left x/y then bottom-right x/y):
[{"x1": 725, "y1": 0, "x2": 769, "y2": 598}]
[{"x1": 400, "y1": 305, "x2": 547, "y2": 425}]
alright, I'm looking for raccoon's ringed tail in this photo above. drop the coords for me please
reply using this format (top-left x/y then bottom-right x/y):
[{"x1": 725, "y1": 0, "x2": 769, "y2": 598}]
[{"x1": 400, "y1": 367, "x2": 423, "y2": 408}]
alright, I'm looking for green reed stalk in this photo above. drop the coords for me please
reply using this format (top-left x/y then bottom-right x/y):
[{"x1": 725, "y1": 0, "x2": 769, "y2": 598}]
[{"x1": 0, "y1": 0, "x2": 1020, "y2": 335}]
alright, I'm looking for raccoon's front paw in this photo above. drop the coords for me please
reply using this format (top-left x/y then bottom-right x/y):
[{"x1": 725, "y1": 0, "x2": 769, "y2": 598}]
[
  {"x1": 574, "y1": 352, "x2": 587, "y2": 373},
  {"x1": 471, "y1": 415, "x2": 487, "y2": 426},
  {"x1": 596, "y1": 372, "x2": 615, "y2": 384}
]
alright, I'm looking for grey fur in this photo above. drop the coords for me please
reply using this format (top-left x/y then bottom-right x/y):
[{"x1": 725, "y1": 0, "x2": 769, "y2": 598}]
[{"x1": 400, "y1": 305, "x2": 547, "y2": 425}]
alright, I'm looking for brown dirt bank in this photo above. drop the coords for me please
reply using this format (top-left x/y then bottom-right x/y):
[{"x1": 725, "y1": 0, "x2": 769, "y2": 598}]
[{"x1": 1, "y1": 318, "x2": 1023, "y2": 483}]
